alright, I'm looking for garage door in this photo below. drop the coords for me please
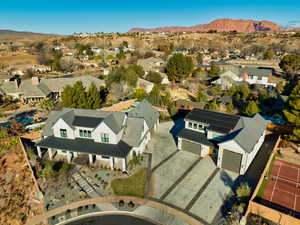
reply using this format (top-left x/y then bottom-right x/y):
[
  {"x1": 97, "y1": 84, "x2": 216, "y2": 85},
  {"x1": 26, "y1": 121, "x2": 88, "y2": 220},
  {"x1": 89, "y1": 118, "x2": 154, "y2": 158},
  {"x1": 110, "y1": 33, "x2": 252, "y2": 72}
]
[
  {"x1": 221, "y1": 149, "x2": 242, "y2": 173},
  {"x1": 181, "y1": 139, "x2": 201, "y2": 155}
]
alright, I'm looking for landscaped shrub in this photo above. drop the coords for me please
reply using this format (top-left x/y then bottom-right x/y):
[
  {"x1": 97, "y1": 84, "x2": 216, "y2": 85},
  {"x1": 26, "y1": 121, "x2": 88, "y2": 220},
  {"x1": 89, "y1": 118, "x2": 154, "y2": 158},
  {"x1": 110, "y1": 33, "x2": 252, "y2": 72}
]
[{"x1": 39, "y1": 160, "x2": 75, "y2": 178}]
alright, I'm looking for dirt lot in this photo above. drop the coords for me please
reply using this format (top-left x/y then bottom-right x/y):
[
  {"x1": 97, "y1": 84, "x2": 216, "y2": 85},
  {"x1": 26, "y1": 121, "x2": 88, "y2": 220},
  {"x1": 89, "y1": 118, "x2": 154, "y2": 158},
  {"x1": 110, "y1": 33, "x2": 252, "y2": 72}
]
[
  {"x1": 0, "y1": 139, "x2": 43, "y2": 225},
  {"x1": 0, "y1": 54, "x2": 37, "y2": 65}
]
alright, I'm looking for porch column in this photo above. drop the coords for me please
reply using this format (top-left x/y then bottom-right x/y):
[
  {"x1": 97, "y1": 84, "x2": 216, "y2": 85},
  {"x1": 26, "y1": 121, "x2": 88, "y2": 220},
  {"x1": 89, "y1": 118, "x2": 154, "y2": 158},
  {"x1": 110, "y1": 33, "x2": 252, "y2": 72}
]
[
  {"x1": 121, "y1": 158, "x2": 126, "y2": 171},
  {"x1": 89, "y1": 154, "x2": 93, "y2": 165},
  {"x1": 37, "y1": 146, "x2": 42, "y2": 158},
  {"x1": 110, "y1": 157, "x2": 114, "y2": 169},
  {"x1": 67, "y1": 151, "x2": 72, "y2": 163},
  {"x1": 48, "y1": 148, "x2": 54, "y2": 160}
]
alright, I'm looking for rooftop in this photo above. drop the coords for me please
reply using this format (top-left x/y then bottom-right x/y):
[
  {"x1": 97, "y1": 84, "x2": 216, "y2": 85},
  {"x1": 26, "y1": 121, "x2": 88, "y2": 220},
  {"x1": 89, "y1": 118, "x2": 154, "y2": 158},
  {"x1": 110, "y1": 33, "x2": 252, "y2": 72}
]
[{"x1": 185, "y1": 109, "x2": 241, "y2": 134}]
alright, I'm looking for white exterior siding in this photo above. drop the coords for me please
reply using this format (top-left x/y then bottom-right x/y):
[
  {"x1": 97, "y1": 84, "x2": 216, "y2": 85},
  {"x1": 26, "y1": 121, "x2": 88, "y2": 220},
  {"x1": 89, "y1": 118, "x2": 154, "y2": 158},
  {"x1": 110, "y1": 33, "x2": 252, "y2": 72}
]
[
  {"x1": 244, "y1": 130, "x2": 266, "y2": 172},
  {"x1": 74, "y1": 126, "x2": 94, "y2": 138},
  {"x1": 217, "y1": 140, "x2": 246, "y2": 174},
  {"x1": 93, "y1": 122, "x2": 119, "y2": 144},
  {"x1": 218, "y1": 130, "x2": 265, "y2": 175},
  {"x1": 53, "y1": 118, "x2": 75, "y2": 139}
]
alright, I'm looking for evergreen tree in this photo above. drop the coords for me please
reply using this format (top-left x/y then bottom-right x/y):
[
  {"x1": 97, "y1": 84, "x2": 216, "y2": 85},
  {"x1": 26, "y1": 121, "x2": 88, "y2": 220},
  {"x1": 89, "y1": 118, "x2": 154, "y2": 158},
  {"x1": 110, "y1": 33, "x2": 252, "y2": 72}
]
[
  {"x1": 61, "y1": 85, "x2": 74, "y2": 107},
  {"x1": 279, "y1": 54, "x2": 300, "y2": 75},
  {"x1": 72, "y1": 81, "x2": 87, "y2": 108},
  {"x1": 147, "y1": 86, "x2": 161, "y2": 106},
  {"x1": 243, "y1": 101, "x2": 260, "y2": 116},
  {"x1": 87, "y1": 82, "x2": 101, "y2": 109},
  {"x1": 283, "y1": 84, "x2": 300, "y2": 141},
  {"x1": 166, "y1": 53, "x2": 194, "y2": 82}
]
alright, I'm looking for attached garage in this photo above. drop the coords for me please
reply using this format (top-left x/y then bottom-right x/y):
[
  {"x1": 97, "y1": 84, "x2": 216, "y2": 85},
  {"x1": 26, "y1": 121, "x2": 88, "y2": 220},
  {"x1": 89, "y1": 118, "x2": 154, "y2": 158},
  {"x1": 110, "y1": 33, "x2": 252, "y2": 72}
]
[
  {"x1": 181, "y1": 139, "x2": 202, "y2": 155},
  {"x1": 221, "y1": 149, "x2": 242, "y2": 173}
]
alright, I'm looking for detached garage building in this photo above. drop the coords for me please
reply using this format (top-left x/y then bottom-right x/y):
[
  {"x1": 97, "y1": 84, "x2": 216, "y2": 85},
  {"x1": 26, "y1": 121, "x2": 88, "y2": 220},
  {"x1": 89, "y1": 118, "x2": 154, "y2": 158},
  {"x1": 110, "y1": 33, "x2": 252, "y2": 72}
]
[{"x1": 177, "y1": 109, "x2": 267, "y2": 175}]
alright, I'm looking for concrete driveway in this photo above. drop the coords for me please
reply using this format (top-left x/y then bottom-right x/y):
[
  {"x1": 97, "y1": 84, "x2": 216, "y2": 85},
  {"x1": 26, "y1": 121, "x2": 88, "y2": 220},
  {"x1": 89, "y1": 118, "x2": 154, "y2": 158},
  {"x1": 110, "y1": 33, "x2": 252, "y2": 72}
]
[{"x1": 147, "y1": 121, "x2": 240, "y2": 225}]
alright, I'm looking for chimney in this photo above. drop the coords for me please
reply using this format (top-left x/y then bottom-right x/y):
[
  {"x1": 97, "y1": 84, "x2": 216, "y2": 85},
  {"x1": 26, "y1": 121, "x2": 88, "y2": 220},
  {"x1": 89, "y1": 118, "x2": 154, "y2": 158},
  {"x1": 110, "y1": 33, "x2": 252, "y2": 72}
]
[{"x1": 31, "y1": 77, "x2": 40, "y2": 85}]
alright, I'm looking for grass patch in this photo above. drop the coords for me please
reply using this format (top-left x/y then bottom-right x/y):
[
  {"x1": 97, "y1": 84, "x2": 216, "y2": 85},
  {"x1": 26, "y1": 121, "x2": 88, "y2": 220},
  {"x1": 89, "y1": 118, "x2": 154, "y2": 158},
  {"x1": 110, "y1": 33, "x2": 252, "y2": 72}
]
[
  {"x1": 111, "y1": 167, "x2": 148, "y2": 197},
  {"x1": 256, "y1": 153, "x2": 279, "y2": 198}
]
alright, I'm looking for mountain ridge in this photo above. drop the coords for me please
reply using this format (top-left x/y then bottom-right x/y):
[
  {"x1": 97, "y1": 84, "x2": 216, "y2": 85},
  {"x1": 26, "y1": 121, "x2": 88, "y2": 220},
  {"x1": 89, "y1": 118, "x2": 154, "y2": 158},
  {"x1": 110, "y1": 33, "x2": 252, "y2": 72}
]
[{"x1": 128, "y1": 18, "x2": 284, "y2": 33}]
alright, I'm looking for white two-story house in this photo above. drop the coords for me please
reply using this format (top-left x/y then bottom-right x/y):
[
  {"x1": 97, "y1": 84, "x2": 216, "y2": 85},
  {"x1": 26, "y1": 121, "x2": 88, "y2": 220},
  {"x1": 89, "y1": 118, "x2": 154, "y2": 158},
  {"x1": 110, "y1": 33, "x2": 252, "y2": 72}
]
[
  {"x1": 36, "y1": 100, "x2": 159, "y2": 171},
  {"x1": 212, "y1": 67, "x2": 276, "y2": 90},
  {"x1": 177, "y1": 109, "x2": 267, "y2": 175}
]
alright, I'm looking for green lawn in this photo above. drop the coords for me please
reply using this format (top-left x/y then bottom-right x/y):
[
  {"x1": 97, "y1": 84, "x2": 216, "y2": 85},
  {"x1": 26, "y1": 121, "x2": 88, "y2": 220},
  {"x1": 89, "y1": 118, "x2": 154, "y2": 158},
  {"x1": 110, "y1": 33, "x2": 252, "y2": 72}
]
[
  {"x1": 256, "y1": 153, "x2": 282, "y2": 198},
  {"x1": 111, "y1": 167, "x2": 148, "y2": 197}
]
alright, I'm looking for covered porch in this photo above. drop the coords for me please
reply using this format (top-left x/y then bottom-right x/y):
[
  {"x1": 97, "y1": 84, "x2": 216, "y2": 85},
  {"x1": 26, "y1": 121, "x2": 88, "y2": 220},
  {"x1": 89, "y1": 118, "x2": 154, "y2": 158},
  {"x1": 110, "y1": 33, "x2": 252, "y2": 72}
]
[{"x1": 36, "y1": 146, "x2": 127, "y2": 171}]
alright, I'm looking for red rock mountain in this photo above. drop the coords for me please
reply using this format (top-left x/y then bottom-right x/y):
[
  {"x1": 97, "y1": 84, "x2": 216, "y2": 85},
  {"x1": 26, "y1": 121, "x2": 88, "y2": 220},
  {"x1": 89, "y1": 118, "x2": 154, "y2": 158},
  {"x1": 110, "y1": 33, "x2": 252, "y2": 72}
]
[{"x1": 129, "y1": 19, "x2": 282, "y2": 33}]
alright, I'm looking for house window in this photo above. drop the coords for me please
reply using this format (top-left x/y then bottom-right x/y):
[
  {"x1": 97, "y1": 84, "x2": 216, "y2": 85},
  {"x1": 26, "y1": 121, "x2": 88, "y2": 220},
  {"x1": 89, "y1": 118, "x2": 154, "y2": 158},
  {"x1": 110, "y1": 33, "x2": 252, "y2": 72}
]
[
  {"x1": 188, "y1": 122, "x2": 193, "y2": 128},
  {"x1": 79, "y1": 129, "x2": 92, "y2": 138},
  {"x1": 193, "y1": 123, "x2": 198, "y2": 129},
  {"x1": 101, "y1": 155, "x2": 110, "y2": 159},
  {"x1": 101, "y1": 133, "x2": 109, "y2": 143},
  {"x1": 60, "y1": 129, "x2": 67, "y2": 137},
  {"x1": 198, "y1": 124, "x2": 203, "y2": 130}
]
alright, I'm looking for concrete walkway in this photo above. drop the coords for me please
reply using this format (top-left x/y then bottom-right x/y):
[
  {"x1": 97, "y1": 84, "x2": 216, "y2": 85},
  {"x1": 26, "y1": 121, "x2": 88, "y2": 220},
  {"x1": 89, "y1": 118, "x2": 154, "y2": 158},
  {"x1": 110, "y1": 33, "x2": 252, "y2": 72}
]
[{"x1": 26, "y1": 196, "x2": 204, "y2": 225}]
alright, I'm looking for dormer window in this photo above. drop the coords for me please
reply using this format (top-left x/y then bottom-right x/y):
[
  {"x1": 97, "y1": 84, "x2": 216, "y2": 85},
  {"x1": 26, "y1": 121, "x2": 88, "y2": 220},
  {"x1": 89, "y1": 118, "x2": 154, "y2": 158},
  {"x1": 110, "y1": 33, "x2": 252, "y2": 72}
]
[
  {"x1": 79, "y1": 129, "x2": 91, "y2": 138},
  {"x1": 101, "y1": 133, "x2": 109, "y2": 143},
  {"x1": 60, "y1": 129, "x2": 67, "y2": 137}
]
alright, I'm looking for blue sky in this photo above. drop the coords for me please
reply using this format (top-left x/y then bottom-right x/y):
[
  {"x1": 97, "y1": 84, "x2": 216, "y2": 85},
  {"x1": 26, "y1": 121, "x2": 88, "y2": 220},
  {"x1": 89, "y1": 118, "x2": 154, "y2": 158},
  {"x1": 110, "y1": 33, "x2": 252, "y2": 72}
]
[{"x1": 1, "y1": 0, "x2": 300, "y2": 34}]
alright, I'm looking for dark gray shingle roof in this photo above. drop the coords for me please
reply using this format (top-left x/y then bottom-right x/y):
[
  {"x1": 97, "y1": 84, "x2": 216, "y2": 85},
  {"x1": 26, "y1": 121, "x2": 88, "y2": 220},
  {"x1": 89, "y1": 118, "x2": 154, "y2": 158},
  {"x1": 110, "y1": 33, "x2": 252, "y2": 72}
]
[
  {"x1": 128, "y1": 100, "x2": 159, "y2": 130},
  {"x1": 186, "y1": 109, "x2": 241, "y2": 134},
  {"x1": 36, "y1": 136, "x2": 132, "y2": 158},
  {"x1": 178, "y1": 128, "x2": 214, "y2": 147}
]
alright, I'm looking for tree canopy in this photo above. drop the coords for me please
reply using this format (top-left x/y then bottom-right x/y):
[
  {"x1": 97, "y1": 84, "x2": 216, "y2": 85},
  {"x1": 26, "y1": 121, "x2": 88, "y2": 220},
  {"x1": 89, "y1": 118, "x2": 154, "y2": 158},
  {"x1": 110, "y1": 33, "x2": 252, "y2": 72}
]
[
  {"x1": 243, "y1": 101, "x2": 260, "y2": 116},
  {"x1": 165, "y1": 53, "x2": 194, "y2": 82},
  {"x1": 283, "y1": 84, "x2": 300, "y2": 141},
  {"x1": 279, "y1": 54, "x2": 300, "y2": 75},
  {"x1": 145, "y1": 71, "x2": 162, "y2": 84},
  {"x1": 61, "y1": 81, "x2": 104, "y2": 109}
]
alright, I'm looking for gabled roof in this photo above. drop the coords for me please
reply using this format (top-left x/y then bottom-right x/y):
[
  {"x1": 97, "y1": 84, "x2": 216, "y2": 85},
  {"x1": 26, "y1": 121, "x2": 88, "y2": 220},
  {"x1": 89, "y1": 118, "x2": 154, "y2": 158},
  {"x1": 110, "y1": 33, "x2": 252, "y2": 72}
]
[
  {"x1": 220, "y1": 114, "x2": 267, "y2": 153},
  {"x1": 239, "y1": 67, "x2": 272, "y2": 78},
  {"x1": 0, "y1": 75, "x2": 105, "y2": 98},
  {"x1": 122, "y1": 117, "x2": 144, "y2": 147},
  {"x1": 42, "y1": 108, "x2": 125, "y2": 135},
  {"x1": 185, "y1": 109, "x2": 241, "y2": 134},
  {"x1": 127, "y1": 100, "x2": 160, "y2": 130}
]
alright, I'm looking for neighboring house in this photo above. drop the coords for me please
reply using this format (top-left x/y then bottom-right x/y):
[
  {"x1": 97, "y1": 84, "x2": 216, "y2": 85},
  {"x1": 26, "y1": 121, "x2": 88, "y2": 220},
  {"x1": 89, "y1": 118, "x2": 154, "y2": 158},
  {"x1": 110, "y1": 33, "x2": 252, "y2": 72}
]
[
  {"x1": 0, "y1": 75, "x2": 105, "y2": 103},
  {"x1": 136, "y1": 78, "x2": 154, "y2": 93},
  {"x1": 137, "y1": 57, "x2": 165, "y2": 73},
  {"x1": 31, "y1": 65, "x2": 52, "y2": 74},
  {"x1": 35, "y1": 100, "x2": 159, "y2": 171},
  {"x1": 212, "y1": 67, "x2": 277, "y2": 89},
  {"x1": 177, "y1": 109, "x2": 267, "y2": 175},
  {"x1": 211, "y1": 70, "x2": 240, "y2": 90}
]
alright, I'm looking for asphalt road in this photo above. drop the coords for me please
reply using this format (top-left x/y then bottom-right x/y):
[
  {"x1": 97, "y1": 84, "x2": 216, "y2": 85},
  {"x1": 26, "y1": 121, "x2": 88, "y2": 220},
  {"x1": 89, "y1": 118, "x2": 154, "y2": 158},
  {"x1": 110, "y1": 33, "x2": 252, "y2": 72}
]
[{"x1": 66, "y1": 214, "x2": 159, "y2": 225}]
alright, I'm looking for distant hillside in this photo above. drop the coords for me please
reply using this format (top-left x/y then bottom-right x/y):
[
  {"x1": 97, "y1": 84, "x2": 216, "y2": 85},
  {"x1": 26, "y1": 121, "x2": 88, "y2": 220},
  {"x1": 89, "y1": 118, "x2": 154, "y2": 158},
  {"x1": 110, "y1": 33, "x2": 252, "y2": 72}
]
[
  {"x1": 0, "y1": 29, "x2": 50, "y2": 36},
  {"x1": 129, "y1": 18, "x2": 283, "y2": 33}
]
